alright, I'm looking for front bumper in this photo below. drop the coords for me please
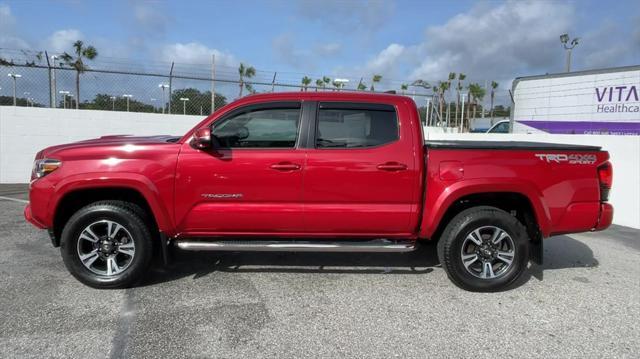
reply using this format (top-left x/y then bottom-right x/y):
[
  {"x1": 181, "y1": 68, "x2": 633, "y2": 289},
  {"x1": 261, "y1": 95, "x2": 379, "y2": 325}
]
[{"x1": 24, "y1": 204, "x2": 46, "y2": 229}]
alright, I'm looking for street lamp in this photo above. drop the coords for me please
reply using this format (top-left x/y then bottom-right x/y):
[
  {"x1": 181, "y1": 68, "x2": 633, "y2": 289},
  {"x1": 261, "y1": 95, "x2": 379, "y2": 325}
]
[
  {"x1": 8, "y1": 73, "x2": 22, "y2": 106},
  {"x1": 59, "y1": 90, "x2": 70, "y2": 109},
  {"x1": 158, "y1": 84, "x2": 169, "y2": 114},
  {"x1": 123, "y1": 94, "x2": 133, "y2": 112},
  {"x1": 560, "y1": 33, "x2": 579, "y2": 72},
  {"x1": 110, "y1": 96, "x2": 116, "y2": 111},
  {"x1": 23, "y1": 92, "x2": 30, "y2": 106},
  {"x1": 51, "y1": 55, "x2": 59, "y2": 107},
  {"x1": 179, "y1": 97, "x2": 189, "y2": 115}
]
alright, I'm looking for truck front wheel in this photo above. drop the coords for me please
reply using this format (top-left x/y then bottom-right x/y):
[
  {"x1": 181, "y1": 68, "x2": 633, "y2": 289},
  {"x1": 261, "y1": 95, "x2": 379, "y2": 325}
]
[
  {"x1": 437, "y1": 206, "x2": 530, "y2": 292},
  {"x1": 60, "y1": 201, "x2": 153, "y2": 289}
]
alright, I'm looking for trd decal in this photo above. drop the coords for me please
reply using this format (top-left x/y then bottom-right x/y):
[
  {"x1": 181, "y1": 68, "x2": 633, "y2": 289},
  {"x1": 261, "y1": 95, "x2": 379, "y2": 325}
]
[{"x1": 534, "y1": 153, "x2": 597, "y2": 164}]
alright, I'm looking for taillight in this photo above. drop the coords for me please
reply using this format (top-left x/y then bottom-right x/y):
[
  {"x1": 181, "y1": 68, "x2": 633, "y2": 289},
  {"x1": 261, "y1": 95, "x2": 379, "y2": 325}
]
[{"x1": 597, "y1": 161, "x2": 612, "y2": 202}]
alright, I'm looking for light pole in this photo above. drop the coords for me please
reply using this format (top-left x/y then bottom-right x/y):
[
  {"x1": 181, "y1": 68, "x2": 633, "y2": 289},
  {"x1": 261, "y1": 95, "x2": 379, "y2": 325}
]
[
  {"x1": 180, "y1": 97, "x2": 189, "y2": 115},
  {"x1": 110, "y1": 96, "x2": 116, "y2": 110},
  {"x1": 8, "y1": 73, "x2": 22, "y2": 106},
  {"x1": 123, "y1": 94, "x2": 133, "y2": 112},
  {"x1": 158, "y1": 84, "x2": 169, "y2": 114},
  {"x1": 23, "y1": 92, "x2": 30, "y2": 106},
  {"x1": 560, "y1": 33, "x2": 579, "y2": 72},
  {"x1": 51, "y1": 55, "x2": 59, "y2": 107},
  {"x1": 59, "y1": 90, "x2": 70, "y2": 109},
  {"x1": 150, "y1": 98, "x2": 157, "y2": 112}
]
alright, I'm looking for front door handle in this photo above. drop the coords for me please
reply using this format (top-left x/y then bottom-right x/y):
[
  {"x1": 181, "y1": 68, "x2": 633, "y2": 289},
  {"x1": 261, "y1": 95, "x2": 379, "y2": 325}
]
[
  {"x1": 377, "y1": 162, "x2": 407, "y2": 171},
  {"x1": 270, "y1": 162, "x2": 301, "y2": 171}
]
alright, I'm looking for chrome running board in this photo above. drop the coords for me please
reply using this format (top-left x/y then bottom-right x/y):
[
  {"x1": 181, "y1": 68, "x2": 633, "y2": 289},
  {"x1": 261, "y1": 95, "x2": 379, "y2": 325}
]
[{"x1": 174, "y1": 239, "x2": 416, "y2": 253}]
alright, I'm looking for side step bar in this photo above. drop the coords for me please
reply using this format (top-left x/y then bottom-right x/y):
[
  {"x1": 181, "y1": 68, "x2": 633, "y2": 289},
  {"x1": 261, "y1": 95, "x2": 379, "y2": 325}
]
[{"x1": 174, "y1": 239, "x2": 416, "y2": 253}]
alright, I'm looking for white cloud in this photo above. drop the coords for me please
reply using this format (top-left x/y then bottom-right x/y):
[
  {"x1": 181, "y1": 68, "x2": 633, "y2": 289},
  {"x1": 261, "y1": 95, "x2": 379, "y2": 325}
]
[
  {"x1": 315, "y1": 42, "x2": 342, "y2": 56},
  {"x1": 364, "y1": 43, "x2": 405, "y2": 75},
  {"x1": 296, "y1": 0, "x2": 394, "y2": 33},
  {"x1": 410, "y1": 0, "x2": 574, "y2": 83},
  {"x1": 131, "y1": 0, "x2": 169, "y2": 35},
  {"x1": 159, "y1": 42, "x2": 237, "y2": 67},
  {"x1": 0, "y1": 4, "x2": 29, "y2": 49},
  {"x1": 45, "y1": 29, "x2": 84, "y2": 53}
]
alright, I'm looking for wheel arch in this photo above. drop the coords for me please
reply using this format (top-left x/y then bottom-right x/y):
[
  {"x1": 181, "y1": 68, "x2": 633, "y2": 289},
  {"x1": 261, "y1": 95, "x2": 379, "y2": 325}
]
[
  {"x1": 420, "y1": 181, "x2": 551, "y2": 240},
  {"x1": 49, "y1": 174, "x2": 174, "y2": 245}
]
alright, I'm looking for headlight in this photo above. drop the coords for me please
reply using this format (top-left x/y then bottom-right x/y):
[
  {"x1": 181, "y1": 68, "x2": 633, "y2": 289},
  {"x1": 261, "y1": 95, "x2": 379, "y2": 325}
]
[{"x1": 32, "y1": 159, "x2": 62, "y2": 179}]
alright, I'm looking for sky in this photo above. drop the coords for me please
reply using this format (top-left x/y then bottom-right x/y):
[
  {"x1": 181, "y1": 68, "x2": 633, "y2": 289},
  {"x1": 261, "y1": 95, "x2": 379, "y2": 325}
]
[{"x1": 1, "y1": 0, "x2": 639, "y2": 102}]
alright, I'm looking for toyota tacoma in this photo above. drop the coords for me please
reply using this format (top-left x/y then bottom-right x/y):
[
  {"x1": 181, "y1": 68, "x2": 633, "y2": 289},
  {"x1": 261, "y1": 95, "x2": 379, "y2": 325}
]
[{"x1": 25, "y1": 92, "x2": 613, "y2": 291}]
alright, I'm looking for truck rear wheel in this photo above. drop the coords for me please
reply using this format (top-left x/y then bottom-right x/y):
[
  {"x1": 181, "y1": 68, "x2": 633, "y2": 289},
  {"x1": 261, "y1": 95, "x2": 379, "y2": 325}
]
[
  {"x1": 437, "y1": 206, "x2": 529, "y2": 292},
  {"x1": 60, "y1": 201, "x2": 152, "y2": 289}
]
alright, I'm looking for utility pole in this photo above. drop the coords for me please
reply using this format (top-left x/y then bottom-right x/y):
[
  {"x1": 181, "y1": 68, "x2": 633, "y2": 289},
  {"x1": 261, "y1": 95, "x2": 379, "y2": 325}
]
[
  {"x1": 180, "y1": 97, "x2": 189, "y2": 115},
  {"x1": 110, "y1": 96, "x2": 116, "y2": 111},
  {"x1": 560, "y1": 33, "x2": 579, "y2": 72},
  {"x1": 159, "y1": 84, "x2": 169, "y2": 114},
  {"x1": 123, "y1": 94, "x2": 132, "y2": 112},
  {"x1": 211, "y1": 54, "x2": 215, "y2": 114},
  {"x1": 271, "y1": 72, "x2": 277, "y2": 92}
]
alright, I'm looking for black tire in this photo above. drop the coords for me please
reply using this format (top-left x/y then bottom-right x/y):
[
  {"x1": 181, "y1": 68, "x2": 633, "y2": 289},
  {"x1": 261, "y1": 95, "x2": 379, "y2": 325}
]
[
  {"x1": 437, "y1": 206, "x2": 529, "y2": 292},
  {"x1": 60, "y1": 200, "x2": 153, "y2": 289}
]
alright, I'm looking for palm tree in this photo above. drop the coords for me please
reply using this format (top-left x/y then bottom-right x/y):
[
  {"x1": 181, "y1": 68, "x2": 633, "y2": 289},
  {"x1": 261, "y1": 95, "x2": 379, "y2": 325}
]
[
  {"x1": 370, "y1": 74, "x2": 382, "y2": 91},
  {"x1": 400, "y1": 83, "x2": 408, "y2": 95},
  {"x1": 60, "y1": 40, "x2": 98, "y2": 109},
  {"x1": 301, "y1": 76, "x2": 312, "y2": 91},
  {"x1": 468, "y1": 83, "x2": 486, "y2": 128},
  {"x1": 357, "y1": 81, "x2": 367, "y2": 91},
  {"x1": 455, "y1": 73, "x2": 466, "y2": 127},
  {"x1": 238, "y1": 63, "x2": 256, "y2": 98},
  {"x1": 332, "y1": 80, "x2": 342, "y2": 91},
  {"x1": 315, "y1": 79, "x2": 325, "y2": 91},
  {"x1": 323, "y1": 76, "x2": 331, "y2": 88},
  {"x1": 438, "y1": 81, "x2": 450, "y2": 125},
  {"x1": 490, "y1": 81, "x2": 499, "y2": 120},
  {"x1": 445, "y1": 72, "x2": 455, "y2": 125}
]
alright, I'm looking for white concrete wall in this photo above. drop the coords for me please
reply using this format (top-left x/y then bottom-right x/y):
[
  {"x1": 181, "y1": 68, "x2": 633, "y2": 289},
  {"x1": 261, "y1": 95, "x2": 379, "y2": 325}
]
[
  {"x1": 0, "y1": 106, "x2": 202, "y2": 183},
  {"x1": 425, "y1": 130, "x2": 640, "y2": 229},
  {"x1": 0, "y1": 107, "x2": 637, "y2": 228}
]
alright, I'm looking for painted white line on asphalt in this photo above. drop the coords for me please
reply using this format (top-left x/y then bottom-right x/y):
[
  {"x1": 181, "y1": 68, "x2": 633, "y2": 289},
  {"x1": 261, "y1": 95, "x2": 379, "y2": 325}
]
[{"x1": 0, "y1": 196, "x2": 28, "y2": 204}]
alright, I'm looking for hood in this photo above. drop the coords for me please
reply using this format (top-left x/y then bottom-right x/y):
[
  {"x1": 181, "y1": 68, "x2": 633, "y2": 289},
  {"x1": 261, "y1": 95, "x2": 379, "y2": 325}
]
[{"x1": 38, "y1": 135, "x2": 181, "y2": 159}]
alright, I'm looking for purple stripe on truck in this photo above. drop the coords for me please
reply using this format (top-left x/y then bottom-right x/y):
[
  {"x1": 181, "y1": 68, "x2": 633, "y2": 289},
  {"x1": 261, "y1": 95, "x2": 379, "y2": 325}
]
[{"x1": 518, "y1": 120, "x2": 640, "y2": 135}]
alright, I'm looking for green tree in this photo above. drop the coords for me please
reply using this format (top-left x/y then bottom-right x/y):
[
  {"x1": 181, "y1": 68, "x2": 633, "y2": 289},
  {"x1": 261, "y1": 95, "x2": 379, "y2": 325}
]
[
  {"x1": 315, "y1": 79, "x2": 325, "y2": 91},
  {"x1": 322, "y1": 76, "x2": 331, "y2": 88},
  {"x1": 490, "y1": 81, "x2": 499, "y2": 120},
  {"x1": 170, "y1": 88, "x2": 227, "y2": 115},
  {"x1": 400, "y1": 83, "x2": 408, "y2": 95},
  {"x1": 468, "y1": 83, "x2": 486, "y2": 127},
  {"x1": 455, "y1": 73, "x2": 466, "y2": 127},
  {"x1": 60, "y1": 40, "x2": 98, "y2": 109},
  {"x1": 370, "y1": 74, "x2": 382, "y2": 91},
  {"x1": 238, "y1": 63, "x2": 256, "y2": 98},
  {"x1": 301, "y1": 76, "x2": 312, "y2": 91},
  {"x1": 357, "y1": 81, "x2": 367, "y2": 91}
]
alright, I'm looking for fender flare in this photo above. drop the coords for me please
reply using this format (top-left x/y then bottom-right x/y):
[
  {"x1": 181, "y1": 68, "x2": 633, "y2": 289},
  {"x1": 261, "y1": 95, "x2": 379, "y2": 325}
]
[
  {"x1": 48, "y1": 172, "x2": 175, "y2": 235},
  {"x1": 419, "y1": 178, "x2": 552, "y2": 239}
]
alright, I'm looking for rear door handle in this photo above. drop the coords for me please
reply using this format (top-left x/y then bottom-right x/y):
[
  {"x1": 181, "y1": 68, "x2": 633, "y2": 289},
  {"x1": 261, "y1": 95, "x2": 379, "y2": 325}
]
[
  {"x1": 270, "y1": 162, "x2": 301, "y2": 171},
  {"x1": 377, "y1": 162, "x2": 407, "y2": 171}
]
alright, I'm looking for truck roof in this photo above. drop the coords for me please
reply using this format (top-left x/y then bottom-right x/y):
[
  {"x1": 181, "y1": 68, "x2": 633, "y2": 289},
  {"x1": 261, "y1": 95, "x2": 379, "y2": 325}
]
[{"x1": 239, "y1": 90, "x2": 414, "y2": 102}]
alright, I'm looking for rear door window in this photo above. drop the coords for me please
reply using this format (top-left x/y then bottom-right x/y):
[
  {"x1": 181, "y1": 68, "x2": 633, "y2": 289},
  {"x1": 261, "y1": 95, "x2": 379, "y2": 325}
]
[{"x1": 316, "y1": 103, "x2": 398, "y2": 148}]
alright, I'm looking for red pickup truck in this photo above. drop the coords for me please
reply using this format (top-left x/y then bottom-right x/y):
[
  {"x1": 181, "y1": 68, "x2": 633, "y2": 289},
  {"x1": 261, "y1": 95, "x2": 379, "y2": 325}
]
[{"x1": 25, "y1": 92, "x2": 613, "y2": 291}]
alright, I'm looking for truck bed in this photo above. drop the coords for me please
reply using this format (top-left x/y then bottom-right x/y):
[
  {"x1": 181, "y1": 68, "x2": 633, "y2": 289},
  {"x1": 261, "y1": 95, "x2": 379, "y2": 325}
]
[{"x1": 425, "y1": 140, "x2": 602, "y2": 151}]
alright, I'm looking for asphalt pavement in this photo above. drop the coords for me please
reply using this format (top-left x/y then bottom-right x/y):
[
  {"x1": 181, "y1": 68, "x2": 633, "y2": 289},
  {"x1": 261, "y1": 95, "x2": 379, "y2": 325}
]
[{"x1": 0, "y1": 184, "x2": 638, "y2": 358}]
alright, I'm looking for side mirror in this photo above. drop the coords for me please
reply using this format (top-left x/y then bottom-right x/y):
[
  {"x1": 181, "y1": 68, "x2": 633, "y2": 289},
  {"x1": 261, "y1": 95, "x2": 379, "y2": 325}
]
[{"x1": 190, "y1": 127, "x2": 212, "y2": 150}]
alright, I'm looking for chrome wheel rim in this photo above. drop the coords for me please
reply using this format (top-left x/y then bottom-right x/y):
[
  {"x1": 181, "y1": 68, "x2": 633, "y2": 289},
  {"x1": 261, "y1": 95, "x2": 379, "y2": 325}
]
[
  {"x1": 460, "y1": 226, "x2": 515, "y2": 279},
  {"x1": 76, "y1": 220, "x2": 135, "y2": 276}
]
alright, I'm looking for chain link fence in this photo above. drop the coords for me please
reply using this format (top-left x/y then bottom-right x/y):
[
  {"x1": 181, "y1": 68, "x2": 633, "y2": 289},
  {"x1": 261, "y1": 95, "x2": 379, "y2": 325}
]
[{"x1": 0, "y1": 48, "x2": 510, "y2": 129}]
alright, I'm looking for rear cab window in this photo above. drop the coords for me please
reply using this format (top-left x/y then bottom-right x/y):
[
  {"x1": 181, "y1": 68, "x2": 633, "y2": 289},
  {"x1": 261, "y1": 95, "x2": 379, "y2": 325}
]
[{"x1": 316, "y1": 102, "x2": 399, "y2": 148}]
